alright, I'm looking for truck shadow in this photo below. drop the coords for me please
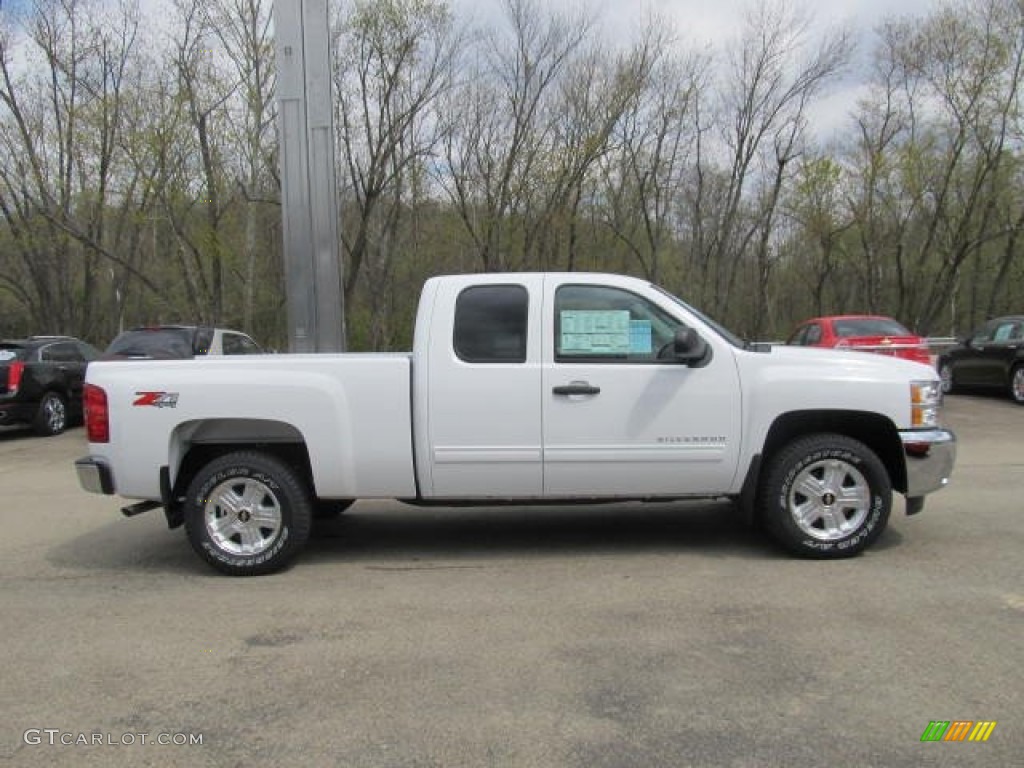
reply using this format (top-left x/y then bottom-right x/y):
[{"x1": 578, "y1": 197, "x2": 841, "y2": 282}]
[
  {"x1": 48, "y1": 499, "x2": 905, "y2": 574},
  {"x1": 304, "y1": 500, "x2": 779, "y2": 564}
]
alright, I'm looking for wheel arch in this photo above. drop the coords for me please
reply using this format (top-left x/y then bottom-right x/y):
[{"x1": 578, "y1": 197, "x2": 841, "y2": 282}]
[
  {"x1": 739, "y1": 409, "x2": 906, "y2": 522},
  {"x1": 163, "y1": 419, "x2": 314, "y2": 529}
]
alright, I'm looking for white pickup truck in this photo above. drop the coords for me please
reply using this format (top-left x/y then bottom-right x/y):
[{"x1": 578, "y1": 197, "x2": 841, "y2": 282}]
[{"x1": 75, "y1": 273, "x2": 956, "y2": 575}]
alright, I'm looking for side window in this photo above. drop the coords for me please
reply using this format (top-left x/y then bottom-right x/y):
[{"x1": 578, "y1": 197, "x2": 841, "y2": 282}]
[
  {"x1": 971, "y1": 322, "x2": 995, "y2": 344},
  {"x1": 76, "y1": 342, "x2": 100, "y2": 361},
  {"x1": 222, "y1": 333, "x2": 262, "y2": 355},
  {"x1": 805, "y1": 324, "x2": 822, "y2": 344},
  {"x1": 42, "y1": 343, "x2": 81, "y2": 363},
  {"x1": 554, "y1": 285, "x2": 680, "y2": 363},
  {"x1": 992, "y1": 322, "x2": 1016, "y2": 343},
  {"x1": 453, "y1": 285, "x2": 528, "y2": 364},
  {"x1": 787, "y1": 326, "x2": 808, "y2": 345}
]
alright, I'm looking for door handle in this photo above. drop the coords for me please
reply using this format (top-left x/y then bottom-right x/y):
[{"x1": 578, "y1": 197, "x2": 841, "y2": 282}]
[{"x1": 553, "y1": 382, "x2": 600, "y2": 396}]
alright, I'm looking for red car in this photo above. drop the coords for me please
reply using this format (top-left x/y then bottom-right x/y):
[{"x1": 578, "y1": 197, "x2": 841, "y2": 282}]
[{"x1": 787, "y1": 315, "x2": 932, "y2": 366}]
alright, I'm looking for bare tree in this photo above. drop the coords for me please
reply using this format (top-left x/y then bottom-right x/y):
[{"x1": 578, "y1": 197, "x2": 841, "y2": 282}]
[
  {"x1": 332, "y1": 0, "x2": 458, "y2": 346},
  {"x1": 694, "y1": 0, "x2": 852, "y2": 332},
  {"x1": 0, "y1": 0, "x2": 148, "y2": 339},
  {"x1": 205, "y1": 0, "x2": 278, "y2": 333},
  {"x1": 597, "y1": 29, "x2": 708, "y2": 283},
  {"x1": 438, "y1": 0, "x2": 592, "y2": 272}
]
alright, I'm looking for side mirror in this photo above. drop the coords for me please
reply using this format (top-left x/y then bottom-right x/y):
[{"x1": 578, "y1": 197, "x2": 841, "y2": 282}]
[{"x1": 673, "y1": 327, "x2": 710, "y2": 366}]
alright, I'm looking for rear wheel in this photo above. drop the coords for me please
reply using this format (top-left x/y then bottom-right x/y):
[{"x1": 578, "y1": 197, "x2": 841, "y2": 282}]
[
  {"x1": 184, "y1": 451, "x2": 312, "y2": 576},
  {"x1": 759, "y1": 433, "x2": 891, "y2": 558},
  {"x1": 34, "y1": 392, "x2": 68, "y2": 436},
  {"x1": 1010, "y1": 364, "x2": 1024, "y2": 405}
]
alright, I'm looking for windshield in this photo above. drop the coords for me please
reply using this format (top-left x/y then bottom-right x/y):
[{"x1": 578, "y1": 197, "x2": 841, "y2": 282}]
[
  {"x1": 652, "y1": 285, "x2": 748, "y2": 349},
  {"x1": 106, "y1": 329, "x2": 196, "y2": 358}
]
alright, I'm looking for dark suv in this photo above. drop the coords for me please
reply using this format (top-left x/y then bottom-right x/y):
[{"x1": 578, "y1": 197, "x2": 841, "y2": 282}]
[
  {"x1": 103, "y1": 325, "x2": 264, "y2": 359},
  {"x1": 0, "y1": 336, "x2": 101, "y2": 435}
]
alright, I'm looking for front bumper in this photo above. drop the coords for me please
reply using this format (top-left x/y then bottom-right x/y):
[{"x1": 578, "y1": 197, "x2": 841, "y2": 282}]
[
  {"x1": 900, "y1": 428, "x2": 956, "y2": 505},
  {"x1": 75, "y1": 456, "x2": 115, "y2": 495}
]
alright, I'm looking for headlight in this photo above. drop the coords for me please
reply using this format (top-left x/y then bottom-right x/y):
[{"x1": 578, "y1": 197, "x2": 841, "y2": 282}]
[{"x1": 910, "y1": 380, "x2": 942, "y2": 428}]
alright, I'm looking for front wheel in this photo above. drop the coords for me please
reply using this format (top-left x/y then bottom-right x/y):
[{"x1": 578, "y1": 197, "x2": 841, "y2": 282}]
[
  {"x1": 184, "y1": 451, "x2": 313, "y2": 575},
  {"x1": 1009, "y1": 364, "x2": 1024, "y2": 405},
  {"x1": 759, "y1": 434, "x2": 891, "y2": 558}
]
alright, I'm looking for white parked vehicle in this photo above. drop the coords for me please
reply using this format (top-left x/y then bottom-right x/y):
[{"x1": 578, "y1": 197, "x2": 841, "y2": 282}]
[{"x1": 75, "y1": 273, "x2": 956, "y2": 575}]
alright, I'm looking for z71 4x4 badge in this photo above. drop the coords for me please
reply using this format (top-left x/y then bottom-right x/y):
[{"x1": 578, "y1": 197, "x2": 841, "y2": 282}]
[{"x1": 133, "y1": 391, "x2": 179, "y2": 408}]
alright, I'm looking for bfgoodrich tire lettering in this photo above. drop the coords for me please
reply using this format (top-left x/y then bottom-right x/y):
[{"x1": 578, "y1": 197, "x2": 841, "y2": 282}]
[
  {"x1": 184, "y1": 451, "x2": 312, "y2": 575},
  {"x1": 760, "y1": 433, "x2": 891, "y2": 558}
]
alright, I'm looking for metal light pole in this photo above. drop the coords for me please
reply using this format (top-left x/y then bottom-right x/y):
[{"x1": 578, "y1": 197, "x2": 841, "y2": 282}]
[{"x1": 274, "y1": 0, "x2": 345, "y2": 352}]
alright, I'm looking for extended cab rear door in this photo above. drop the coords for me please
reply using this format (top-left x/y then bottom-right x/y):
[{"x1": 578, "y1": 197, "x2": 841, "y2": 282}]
[
  {"x1": 415, "y1": 275, "x2": 544, "y2": 498},
  {"x1": 541, "y1": 275, "x2": 742, "y2": 497}
]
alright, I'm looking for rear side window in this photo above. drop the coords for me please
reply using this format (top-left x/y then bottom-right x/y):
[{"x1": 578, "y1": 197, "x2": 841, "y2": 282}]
[
  {"x1": 41, "y1": 342, "x2": 83, "y2": 362},
  {"x1": 222, "y1": 333, "x2": 263, "y2": 355},
  {"x1": 453, "y1": 285, "x2": 528, "y2": 364},
  {"x1": 0, "y1": 345, "x2": 28, "y2": 362}
]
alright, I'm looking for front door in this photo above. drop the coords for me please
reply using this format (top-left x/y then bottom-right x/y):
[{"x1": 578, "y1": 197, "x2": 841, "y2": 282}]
[{"x1": 541, "y1": 280, "x2": 742, "y2": 497}]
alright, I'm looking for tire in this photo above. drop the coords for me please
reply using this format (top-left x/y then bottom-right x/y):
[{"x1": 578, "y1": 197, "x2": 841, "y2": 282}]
[
  {"x1": 313, "y1": 499, "x2": 355, "y2": 520},
  {"x1": 183, "y1": 451, "x2": 313, "y2": 576},
  {"x1": 759, "y1": 433, "x2": 891, "y2": 558},
  {"x1": 34, "y1": 392, "x2": 68, "y2": 436},
  {"x1": 938, "y1": 360, "x2": 957, "y2": 395},
  {"x1": 1010, "y1": 364, "x2": 1024, "y2": 405}
]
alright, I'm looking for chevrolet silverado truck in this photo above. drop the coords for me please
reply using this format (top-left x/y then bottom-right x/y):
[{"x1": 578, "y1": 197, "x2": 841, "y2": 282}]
[{"x1": 75, "y1": 273, "x2": 956, "y2": 575}]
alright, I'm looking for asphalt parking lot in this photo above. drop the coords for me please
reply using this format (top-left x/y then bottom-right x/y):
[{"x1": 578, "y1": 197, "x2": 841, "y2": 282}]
[{"x1": 1, "y1": 394, "x2": 1021, "y2": 767}]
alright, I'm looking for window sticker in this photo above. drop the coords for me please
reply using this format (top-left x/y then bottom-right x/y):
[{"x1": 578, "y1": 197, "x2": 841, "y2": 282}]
[
  {"x1": 560, "y1": 310, "x2": 630, "y2": 355},
  {"x1": 629, "y1": 319, "x2": 653, "y2": 354}
]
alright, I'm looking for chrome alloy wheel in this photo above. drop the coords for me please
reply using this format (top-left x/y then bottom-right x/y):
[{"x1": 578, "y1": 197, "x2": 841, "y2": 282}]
[
  {"x1": 939, "y1": 362, "x2": 953, "y2": 394},
  {"x1": 43, "y1": 395, "x2": 66, "y2": 433},
  {"x1": 787, "y1": 458, "x2": 871, "y2": 541},
  {"x1": 1011, "y1": 366, "x2": 1024, "y2": 404},
  {"x1": 204, "y1": 477, "x2": 284, "y2": 556}
]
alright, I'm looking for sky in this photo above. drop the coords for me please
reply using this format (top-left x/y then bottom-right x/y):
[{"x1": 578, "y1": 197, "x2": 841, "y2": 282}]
[
  {"x1": 451, "y1": 0, "x2": 947, "y2": 137},
  {"x1": 2, "y1": 0, "x2": 947, "y2": 135},
  {"x1": 452, "y1": 0, "x2": 944, "y2": 45}
]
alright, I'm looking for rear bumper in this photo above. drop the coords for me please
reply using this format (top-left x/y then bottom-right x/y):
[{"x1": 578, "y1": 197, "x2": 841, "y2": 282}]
[
  {"x1": 900, "y1": 428, "x2": 956, "y2": 504},
  {"x1": 75, "y1": 456, "x2": 115, "y2": 495}
]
